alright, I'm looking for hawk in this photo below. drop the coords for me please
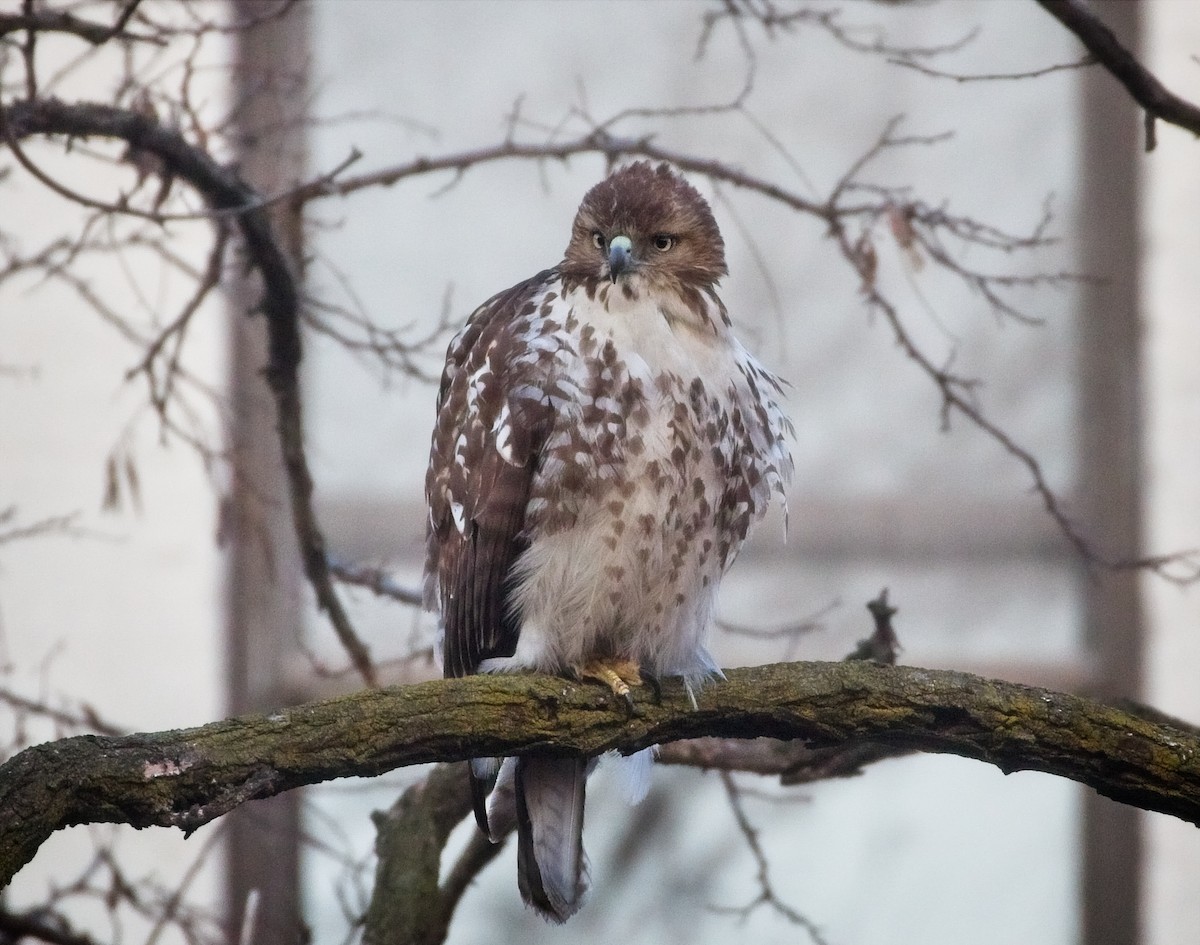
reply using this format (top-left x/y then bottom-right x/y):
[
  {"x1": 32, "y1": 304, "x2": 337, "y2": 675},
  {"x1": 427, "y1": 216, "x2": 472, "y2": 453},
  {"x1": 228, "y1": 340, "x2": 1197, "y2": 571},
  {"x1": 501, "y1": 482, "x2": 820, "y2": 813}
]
[{"x1": 424, "y1": 161, "x2": 792, "y2": 922}]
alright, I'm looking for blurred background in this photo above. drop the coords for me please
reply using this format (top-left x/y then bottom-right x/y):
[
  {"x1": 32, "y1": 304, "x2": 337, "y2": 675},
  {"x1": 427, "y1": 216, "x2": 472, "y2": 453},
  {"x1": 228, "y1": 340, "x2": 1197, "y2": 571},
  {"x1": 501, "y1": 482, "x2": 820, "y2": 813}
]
[{"x1": 2, "y1": 2, "x2": 1198, "y2": 944}]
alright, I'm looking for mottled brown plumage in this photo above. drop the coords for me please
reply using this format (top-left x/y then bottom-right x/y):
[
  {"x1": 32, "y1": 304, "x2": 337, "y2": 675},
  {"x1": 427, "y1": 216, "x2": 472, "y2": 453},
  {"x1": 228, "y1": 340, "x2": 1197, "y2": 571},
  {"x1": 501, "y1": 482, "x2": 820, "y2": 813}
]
[{"x1": 424, "y1": 161, "x2": 792, "y2": 922}]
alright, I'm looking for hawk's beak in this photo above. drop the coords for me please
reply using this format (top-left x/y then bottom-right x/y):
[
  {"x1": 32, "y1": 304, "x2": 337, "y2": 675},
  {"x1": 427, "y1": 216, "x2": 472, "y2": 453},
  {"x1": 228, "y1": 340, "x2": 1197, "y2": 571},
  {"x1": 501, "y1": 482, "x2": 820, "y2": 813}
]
[{"x1": 608, "y1": 235, "x2": 633, "y2": 283}]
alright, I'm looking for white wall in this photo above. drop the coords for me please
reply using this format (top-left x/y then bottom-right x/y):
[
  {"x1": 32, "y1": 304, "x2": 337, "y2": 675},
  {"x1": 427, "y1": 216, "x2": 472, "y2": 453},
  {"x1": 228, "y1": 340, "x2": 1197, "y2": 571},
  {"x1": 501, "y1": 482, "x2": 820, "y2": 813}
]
[
  {"x1": 0, "y1": 24, "x2": 228, "y2": 939},
  {"x1": 1141, "y1": 3, "x2": 1200, "y2": 942}
]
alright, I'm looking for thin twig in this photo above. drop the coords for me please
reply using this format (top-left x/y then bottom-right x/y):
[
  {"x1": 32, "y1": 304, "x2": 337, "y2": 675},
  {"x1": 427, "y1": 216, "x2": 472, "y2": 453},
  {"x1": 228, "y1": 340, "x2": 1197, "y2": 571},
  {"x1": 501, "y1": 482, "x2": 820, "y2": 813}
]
[
  {"x1": 2, "y1": 97, "x2": 378, "y2": 686},
  {"x1": 0, "y1": 509, "x2": 82, "y2": 546},
  {"x1": 704, "y1": 1, "x2": 979, "y2": 60},
  {"x1": 889, "y1": 54, "x2": 1095, "y2": 83},
  {"x1": 712, "y1": 772, "x2": 830, "y2": 945},
  {"x1": 327, "y1": 557, "x2": 424, "y2": 607},
  {"x1": 0, "y1": 1, "x2": 160, "y2": 45}
]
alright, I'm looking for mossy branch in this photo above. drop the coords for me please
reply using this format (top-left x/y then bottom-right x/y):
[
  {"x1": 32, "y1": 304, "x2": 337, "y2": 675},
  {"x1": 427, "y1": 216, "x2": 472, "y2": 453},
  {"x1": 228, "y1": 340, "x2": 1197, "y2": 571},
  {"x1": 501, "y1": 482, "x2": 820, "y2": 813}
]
[{"x1": 3, "y1": 660, "x2": 1200, "y2": 889}]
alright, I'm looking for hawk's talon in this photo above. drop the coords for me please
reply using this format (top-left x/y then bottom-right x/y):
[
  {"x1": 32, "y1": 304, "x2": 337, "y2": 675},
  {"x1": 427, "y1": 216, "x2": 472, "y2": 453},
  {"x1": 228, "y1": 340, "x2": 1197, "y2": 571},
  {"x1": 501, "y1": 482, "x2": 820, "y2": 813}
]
[{"x1": 576, "y1": 659, "x2": 645, "y2": 715}]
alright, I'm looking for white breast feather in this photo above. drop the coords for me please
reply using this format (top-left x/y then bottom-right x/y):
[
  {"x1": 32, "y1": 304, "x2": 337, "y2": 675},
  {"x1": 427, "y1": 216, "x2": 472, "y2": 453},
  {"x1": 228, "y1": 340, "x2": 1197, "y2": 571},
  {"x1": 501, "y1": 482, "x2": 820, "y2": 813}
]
[{"x1": 478, "y1": 278, "x2": 792, "y2": 683}]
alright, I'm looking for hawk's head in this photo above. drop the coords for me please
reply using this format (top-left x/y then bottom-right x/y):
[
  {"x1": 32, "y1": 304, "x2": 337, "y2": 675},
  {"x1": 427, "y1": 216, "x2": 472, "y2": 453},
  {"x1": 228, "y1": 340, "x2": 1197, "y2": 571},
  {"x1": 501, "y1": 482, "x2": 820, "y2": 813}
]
[{"x1": 562, "y1": 162, "x2": 727, "y2": 291}]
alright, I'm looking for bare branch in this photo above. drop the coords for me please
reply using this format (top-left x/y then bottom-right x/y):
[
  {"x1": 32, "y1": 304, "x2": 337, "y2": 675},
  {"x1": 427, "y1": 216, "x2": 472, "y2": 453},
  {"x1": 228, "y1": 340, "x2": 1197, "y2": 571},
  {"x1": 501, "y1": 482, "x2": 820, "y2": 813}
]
[
  {"x1": 845, "y1": 587, "x2": 901, "y2": 664},
  {"x1": 0, "y1": 96, "x2": 377, "y2": 686},
  {"x1": 361, "y1": 763, "x2": 505, "y2": 945},
  {"x1": 0, "y1": 686, "x2": 126, "y2": 739},
  {"x1": 328, "y1": 557, "x2": 424, "y2": 607},
  {"x1": 0, "y1": 1, "x2": 158, "y2": 47},
  {"x1": 716, "y1": 598, "x2": 833, "y2": 659},
  {"x1": 712, "y1": 771, "x2": 828, "y2": 943},
  {"x1": 1035, "y1": 0, "x2": 1200, "y2": 149},
  {"x1": 889, "y1": 54, "x2": 1096, "y2": 83},
  {"x1": 664, "y1": 590, "x2": 909, "y2": 780},
  {"x1": 0, "y1": 102, "x2": 361, "y2": 225},
  {"x1": 703, "y1": 1, "x2": 979, "y2": 60},
  {"x1": 298, "y1": 123, "x2": 1200, "y2": 580},
  {"x1": 657, "y1": 736, "x2": 909, "y2": 786},
  {"x1": 0, "y1": 907, "x2": 104, "y2": 945},
  {"x1": 0, "y1": 508, "x2": 82, "y2": 546},
  {"x1": 831, "y1": 218, "x2": 1200, "y2": 585},
  {"x1": 124, "y1": 222, "x2": 231, "y2": 428}
]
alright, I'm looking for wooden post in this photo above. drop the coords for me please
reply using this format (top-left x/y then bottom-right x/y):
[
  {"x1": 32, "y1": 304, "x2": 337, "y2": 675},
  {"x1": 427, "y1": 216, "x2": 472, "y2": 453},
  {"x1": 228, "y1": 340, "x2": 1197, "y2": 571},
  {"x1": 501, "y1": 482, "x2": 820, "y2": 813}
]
[
  {"x1": 224, "y1": 3, "x2": 311, "y2": 941},
  {"x1": 1075, "y1": 3, "x2": 1144, "y2": 943}
]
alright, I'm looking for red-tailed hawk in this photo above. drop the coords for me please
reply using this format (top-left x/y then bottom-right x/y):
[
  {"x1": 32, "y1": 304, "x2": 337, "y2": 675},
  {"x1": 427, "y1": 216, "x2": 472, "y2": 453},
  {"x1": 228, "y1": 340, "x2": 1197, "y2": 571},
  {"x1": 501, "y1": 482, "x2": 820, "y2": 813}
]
[{"x1": 425, "y1": 161, "x2": 792, "y2": 922}]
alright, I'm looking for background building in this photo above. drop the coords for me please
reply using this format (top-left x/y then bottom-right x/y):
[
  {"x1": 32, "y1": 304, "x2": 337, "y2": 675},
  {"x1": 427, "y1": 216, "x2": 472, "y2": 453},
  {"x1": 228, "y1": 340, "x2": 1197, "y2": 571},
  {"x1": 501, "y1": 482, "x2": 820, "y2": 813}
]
[{"x1": 2, "y1": 3, "x2": 1198, "y2": 943}]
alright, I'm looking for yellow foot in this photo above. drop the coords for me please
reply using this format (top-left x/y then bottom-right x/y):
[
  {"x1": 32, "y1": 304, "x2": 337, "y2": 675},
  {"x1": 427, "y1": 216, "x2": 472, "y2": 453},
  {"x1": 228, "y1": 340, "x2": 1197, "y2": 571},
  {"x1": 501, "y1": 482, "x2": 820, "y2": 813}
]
[{"x1": 576, "y1": 659, "x2": 644, "y2": 705}]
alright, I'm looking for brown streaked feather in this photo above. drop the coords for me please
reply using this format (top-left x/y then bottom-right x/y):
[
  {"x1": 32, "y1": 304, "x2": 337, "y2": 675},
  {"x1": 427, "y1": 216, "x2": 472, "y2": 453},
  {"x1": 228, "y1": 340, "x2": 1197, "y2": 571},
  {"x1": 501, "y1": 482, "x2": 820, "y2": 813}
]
[{"x1": 425, "y1": 270, "x2": 557, "y2": 678}]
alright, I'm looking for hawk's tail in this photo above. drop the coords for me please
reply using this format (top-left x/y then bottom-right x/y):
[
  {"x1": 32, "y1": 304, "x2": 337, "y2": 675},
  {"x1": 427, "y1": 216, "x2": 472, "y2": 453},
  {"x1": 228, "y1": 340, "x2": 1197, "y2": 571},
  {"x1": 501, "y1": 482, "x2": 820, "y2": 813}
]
[{"x1": 514, "y1": 755, "x2": 590, "y2": 923}]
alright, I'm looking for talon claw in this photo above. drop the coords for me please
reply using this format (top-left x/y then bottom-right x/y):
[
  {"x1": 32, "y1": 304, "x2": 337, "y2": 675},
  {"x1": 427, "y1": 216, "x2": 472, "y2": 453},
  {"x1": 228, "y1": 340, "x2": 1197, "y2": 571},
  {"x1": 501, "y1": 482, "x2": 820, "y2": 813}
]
[{"x1": 575, "y1": 659, "x2": 646, "y2": 714}]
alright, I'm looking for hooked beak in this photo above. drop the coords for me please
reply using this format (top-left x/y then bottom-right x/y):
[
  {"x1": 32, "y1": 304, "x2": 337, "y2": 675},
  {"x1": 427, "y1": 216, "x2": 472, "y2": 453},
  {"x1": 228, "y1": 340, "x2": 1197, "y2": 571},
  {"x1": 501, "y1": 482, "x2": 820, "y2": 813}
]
[{"x1": 608, "y1": 235, "x2": 633, "y2": 283}]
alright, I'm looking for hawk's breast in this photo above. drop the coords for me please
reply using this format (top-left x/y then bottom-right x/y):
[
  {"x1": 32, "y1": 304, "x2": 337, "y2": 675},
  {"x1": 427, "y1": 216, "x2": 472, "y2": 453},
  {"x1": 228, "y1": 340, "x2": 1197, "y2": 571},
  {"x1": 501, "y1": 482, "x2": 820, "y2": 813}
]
[{"x1": 489, "y1": 277, "x2": 791, "y2": 679}]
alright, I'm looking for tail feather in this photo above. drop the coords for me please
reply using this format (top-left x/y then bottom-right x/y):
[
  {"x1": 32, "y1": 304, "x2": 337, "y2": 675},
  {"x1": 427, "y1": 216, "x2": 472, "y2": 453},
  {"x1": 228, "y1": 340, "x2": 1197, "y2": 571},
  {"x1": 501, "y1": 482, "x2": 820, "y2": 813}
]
[
  {"x1": 484, "y1": 757, "x2": 518, "y2": 842},
  {"x1": 515, "y1": 756, "x2": 589, "y2": 923}
]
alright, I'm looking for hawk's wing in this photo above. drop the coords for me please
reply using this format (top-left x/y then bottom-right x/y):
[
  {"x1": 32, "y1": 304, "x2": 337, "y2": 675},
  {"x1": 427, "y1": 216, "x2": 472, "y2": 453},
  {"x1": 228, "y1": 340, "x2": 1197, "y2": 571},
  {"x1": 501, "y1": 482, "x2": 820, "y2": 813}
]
[{"x1": 425, "y1": 270, "x2": 558, "y2": 678}]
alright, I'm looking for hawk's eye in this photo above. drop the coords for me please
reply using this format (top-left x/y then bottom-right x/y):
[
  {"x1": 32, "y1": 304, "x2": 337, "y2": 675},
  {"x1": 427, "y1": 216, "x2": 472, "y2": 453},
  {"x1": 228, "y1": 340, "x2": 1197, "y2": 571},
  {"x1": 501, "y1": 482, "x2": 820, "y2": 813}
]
[
  {"x1": 653, "y1": 234, "x2": 675, "y2": 252},
  {"x1": 592, "y1": 231, "x2": 606, "y2": 251}
]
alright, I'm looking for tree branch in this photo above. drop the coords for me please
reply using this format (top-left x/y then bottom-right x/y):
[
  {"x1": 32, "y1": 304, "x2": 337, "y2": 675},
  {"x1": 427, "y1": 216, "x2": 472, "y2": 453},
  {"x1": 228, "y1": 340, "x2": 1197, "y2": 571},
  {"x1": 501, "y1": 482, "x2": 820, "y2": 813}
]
[
  {"x1": 360, "y1": 762, "x2": 504, "y2": 945},
  {"x1": 296, "y1": 124, "x2": 1200, "y2": 584},
  {"x1": 0, "y1": 1, "x2": 157, "y2": 46},
  {"x1": 3, "y1": 661, "x2": 1199, "y2": 891},
  {"x1": 0, "y1": 908, "x2": 103, "y2": 945},
  {"x1": 656, "y1": 735, "x2": 911, "y2": 785},
  {"x1": 1035, "y1": 0, "x2": 1200, "y2": 149},
  {"x1": 0, "y1": 96, "x2": 376, "y2": 686}
]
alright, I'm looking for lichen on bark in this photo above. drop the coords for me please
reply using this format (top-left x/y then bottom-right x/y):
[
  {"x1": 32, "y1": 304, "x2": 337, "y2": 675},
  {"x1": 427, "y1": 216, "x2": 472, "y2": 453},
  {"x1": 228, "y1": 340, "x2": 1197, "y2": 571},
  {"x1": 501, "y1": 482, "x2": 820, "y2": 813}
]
[{"x1": 2, "y1": 660, "x2": 1199, "y2": 891}]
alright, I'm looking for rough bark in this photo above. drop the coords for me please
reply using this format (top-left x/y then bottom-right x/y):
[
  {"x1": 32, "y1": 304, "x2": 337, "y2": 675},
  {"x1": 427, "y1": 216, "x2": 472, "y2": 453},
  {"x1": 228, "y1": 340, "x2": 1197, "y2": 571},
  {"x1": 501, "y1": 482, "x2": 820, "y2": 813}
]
[
  {"x1": 2, "y1": 660, "x2": 1199, "y2": 890},
  {"x1": 361, "y1": 762, "x2": 505, "y2": 945}
]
